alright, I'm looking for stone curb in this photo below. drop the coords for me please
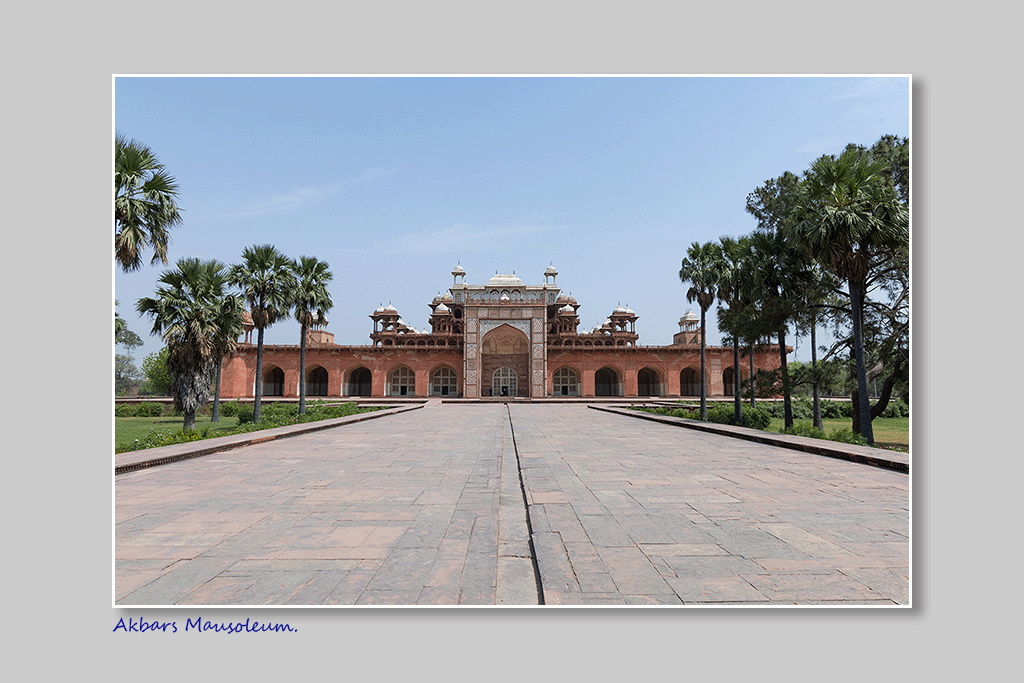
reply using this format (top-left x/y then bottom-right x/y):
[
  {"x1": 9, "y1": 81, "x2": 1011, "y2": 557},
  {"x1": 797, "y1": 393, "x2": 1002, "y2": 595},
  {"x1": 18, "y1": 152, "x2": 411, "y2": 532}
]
[
  {"x1": 114, "y1": 404, "x2": 425, "y2": 476},
  {"x1": 589, "y1": 405, "x2": 909, "y2": 474}
]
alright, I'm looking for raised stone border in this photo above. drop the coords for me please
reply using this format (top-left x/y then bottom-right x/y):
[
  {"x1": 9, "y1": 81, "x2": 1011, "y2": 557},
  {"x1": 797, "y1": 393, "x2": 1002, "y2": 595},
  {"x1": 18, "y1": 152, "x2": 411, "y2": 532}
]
[
  {"x1": 591, "y1": 404, "x2": 909, "y2": 474},
  {"x1": 114, "y1": 404, "x2": 425, "y2": 476}
]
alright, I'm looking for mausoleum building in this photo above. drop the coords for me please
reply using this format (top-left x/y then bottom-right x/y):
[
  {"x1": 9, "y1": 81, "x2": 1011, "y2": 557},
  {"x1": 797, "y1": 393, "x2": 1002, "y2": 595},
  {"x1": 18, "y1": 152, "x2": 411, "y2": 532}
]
[{"x1": 218, "y1": 266, "x2": 785, "y2": 400}]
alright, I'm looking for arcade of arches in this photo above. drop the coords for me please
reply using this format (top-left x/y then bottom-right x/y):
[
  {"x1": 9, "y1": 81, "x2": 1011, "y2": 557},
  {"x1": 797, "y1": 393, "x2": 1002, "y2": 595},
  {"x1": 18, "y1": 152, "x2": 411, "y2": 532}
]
[{"x1": 219, "y1": 267, "x2": 783, "y2": 400}]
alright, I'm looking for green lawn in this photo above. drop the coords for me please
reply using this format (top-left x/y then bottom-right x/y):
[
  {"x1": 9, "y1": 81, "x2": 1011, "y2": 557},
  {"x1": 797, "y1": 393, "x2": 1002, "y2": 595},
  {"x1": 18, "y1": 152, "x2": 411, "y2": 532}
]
[
  {"x1": 768, "y1": 416, "x2": 909, "y2": 451},
  {"x1": 115, "y1": 415, "x2": 240, "y2": 450}
]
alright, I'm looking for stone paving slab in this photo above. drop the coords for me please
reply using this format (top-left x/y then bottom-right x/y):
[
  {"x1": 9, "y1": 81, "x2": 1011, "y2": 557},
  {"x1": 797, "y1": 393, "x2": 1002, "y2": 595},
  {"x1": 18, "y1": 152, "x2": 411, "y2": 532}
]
[
  {"x1": 115, "y1": 402, "x2": 909, "y2": 606},
  {"x1": 115, "y1": 404, "x2": 424, "y2": 474},
  {"x1": 116, "y1": 403, "x2": 537, "y2": 606},
  {"x1": 508, "y1": 404, "x2": 909, "y2": 606},
  {"x1": 590, "y1": 404, "x2": 910, "y2": 472}
]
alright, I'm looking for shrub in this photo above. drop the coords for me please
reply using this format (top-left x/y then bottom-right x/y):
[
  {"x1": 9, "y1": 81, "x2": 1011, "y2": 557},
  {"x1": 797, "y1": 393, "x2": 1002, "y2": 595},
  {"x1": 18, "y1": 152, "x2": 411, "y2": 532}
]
[
  {"x1": 134, "y1": 402, "x2": 164, "y2": 417},
  {"x1": 821, "y1": 400, "x2": 845, "y2": 419},
  {"x1": 236, "y1": 406, "x2": 254, "y2": 424},
  {"x1": 780, "y1": 423, "x2": 826, "y2": 439},
  {"x1": 879, "y1": 401, "x2": 908, "y2": 418},
  {"x1": 828, "y1": 427, "x2": 868, "y2": 446},
  {"x1": 115, "y1": 426, "x2": 212, "y2": 454},
  {"x1": 705, "y1": 404, "x2": 771, "y2": 430},
  {"x1": 219, "y1": 400, "x2": 241, "y2": 417}
]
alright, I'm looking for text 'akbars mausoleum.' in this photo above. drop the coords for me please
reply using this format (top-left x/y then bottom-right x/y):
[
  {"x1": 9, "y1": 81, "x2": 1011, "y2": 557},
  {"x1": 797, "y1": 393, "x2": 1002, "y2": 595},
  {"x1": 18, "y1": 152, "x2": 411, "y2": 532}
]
[{"x1": 219, "y1": 266, "x2": 785, "y2": 400}]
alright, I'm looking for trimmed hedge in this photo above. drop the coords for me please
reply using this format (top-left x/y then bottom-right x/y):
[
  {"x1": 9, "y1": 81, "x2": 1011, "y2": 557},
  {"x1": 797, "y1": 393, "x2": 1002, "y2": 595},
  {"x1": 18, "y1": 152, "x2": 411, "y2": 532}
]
[
  {"x1": 114, "y1": 402, "x2": 166, "y2": 418},
  {"x1": 705, "y1": 404, "x2": 772, "y2": 431}
]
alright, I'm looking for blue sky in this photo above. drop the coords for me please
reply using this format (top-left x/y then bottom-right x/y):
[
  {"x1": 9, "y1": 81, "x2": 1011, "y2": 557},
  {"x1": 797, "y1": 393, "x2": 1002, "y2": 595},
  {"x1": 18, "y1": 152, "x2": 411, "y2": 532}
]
[{"x1": 115, "y1": 76, "x2": 910, "y2": 364}]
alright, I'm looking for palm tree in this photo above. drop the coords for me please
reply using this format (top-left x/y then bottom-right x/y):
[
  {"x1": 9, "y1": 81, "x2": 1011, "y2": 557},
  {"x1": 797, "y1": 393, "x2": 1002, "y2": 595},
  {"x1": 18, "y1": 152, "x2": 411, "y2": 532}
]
[
  {"x1": 136, "y1": 259, "x2": 244, "y2": 430},
  {"x1": 714, "y1": 236, "x2": 753, "y2": 426},
  {"x1": 115, "y1": 134, "x2": 183, "y2": 272},
  {"x1": 291, "y1": 256, "x2": 334, "y2": 414},
  {"x1": 792, "y1": 148, "x2": 909, "y2": 445},
  {"x1": 229, "y1": 245, "x2": 296, "y2": 423},
  {"x1": 749, "y1": 230, "x2": 814, "y2": 430},
  {"x1": 679, "y1": 241, "x2": 719, "y2": 420}
]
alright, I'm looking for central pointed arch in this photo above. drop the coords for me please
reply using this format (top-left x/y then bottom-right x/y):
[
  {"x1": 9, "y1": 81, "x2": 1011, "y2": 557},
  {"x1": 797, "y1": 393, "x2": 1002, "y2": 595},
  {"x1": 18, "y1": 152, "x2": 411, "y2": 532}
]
[{"x1": 480, "y1": 323, "x2": 529, "y2": 397}]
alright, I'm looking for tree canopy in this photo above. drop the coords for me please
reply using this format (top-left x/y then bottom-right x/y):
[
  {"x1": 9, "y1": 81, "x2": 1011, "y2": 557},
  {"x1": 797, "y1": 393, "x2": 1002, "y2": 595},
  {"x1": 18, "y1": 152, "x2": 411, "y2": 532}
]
[
  {"x1": 136, "y1": 259, "x2": 244, "y2": 430},
  {"x1": 115, "y1": 134, "x2": 183, "y2": 272}
]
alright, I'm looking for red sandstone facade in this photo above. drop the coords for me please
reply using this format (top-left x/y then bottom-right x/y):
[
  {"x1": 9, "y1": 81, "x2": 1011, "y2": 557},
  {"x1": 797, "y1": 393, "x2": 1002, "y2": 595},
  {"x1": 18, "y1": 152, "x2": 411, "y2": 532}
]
[{"x1": 218, "y1": 267, "x2": 785, "y2": 400}]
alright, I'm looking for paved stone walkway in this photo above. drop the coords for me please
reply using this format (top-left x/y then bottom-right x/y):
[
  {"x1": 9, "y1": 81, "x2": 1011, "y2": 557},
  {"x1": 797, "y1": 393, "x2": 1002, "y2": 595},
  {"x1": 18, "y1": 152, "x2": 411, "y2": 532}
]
[{"x1": 115, "y1": 403, "x2": 908, "y2": 606}]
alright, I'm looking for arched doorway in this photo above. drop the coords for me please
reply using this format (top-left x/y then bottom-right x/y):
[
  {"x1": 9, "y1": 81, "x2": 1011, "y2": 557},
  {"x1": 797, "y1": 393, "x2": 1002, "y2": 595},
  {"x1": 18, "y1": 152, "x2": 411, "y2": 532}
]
[
  {"x1": 722, "y1": 367, "x2": 746, "y2": 397},
  {"x1": 637, "y1": 367, "x2": 661, "y2": 396},
  {"x1": 264, "y1": 366, "x2": 284, "y2": 396},
  {"x1": 431, "y1": 366, "x2": 458, "y2": 396},
  {"x1": 680, "y1": 367, "x2": 700, "y2": 396},
  {"x1": 387, "y1": 366, "x2": 415, "y2": 396},
  {"x1": 306, "y1": 366, "x2": 328, "y2": 396},
  {"x1": 552, "y1": 366, "x2": 580, "y2": 396},
  {"x1": 492, "y1": 367, "x2": 517, "y2": 397},
  {"x1": 481, "y1": 324, "x2": 529, "y2": 397},
  {"x1": 595, "y1": 367, "x2": 621, "y2": 396},
  {"x1": 346, "y1": 367, "x2": 372, "y2": 396}
]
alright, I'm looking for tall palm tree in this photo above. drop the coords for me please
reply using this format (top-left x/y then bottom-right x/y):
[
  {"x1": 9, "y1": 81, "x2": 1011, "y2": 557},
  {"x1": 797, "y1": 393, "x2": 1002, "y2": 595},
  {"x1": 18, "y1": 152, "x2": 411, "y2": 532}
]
[
  {"x1": 714, "y1": 236, "x2": 753, "y2": 426},
  {"x1": 229, "y1": 245, "x2": 296, "y2": 423},
  {"x1": 679, "y1": 241, "x2": 719, "y2": 420},
  {"x1": 792, "y1": 148, "x2": 909, "y2": 445},
  {"x1": 291, "y1": 256, "x2": 334, "y2": 414},
  {"x1": 749, "y1": 229, "x2": 813, "y2": 430},
  {"x1": 115, "y1": 133, "x2": 183, "y2": 272},
  {"x1": 136, "y1": 259, "x2": 244, "y2": 430}
]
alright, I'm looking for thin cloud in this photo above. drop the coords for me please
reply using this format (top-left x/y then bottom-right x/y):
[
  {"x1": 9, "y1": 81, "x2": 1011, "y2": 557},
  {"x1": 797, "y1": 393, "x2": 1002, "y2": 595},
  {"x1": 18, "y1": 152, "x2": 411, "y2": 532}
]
[
  {"x1": 209, "y1": 167, "x2": 400, "y2": 218},
  {"x1": 213, "y1": 184, "x2": 339, "y2": 217},
  {"x1": 366, "y1": 221, "x2": 580, "y2": 255},
  {"x1": 829, "y1": 77, "x2": 904, "y2": 101},
  {"x1": 350, "y1": 166, "x2": 401, "y2": 185}
]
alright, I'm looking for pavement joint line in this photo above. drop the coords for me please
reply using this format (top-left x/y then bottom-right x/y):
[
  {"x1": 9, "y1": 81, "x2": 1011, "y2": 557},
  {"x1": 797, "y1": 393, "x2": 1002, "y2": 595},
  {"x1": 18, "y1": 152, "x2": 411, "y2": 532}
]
[
  {"x1": 505, "y1": 404, "x2": 545, "y2": 605},
  {"x1": 589, "y1": 404, "x2": 909, "y2": 473},
  {"x1": 114, "y1": 404, "x2": 425, "y2": 476}
]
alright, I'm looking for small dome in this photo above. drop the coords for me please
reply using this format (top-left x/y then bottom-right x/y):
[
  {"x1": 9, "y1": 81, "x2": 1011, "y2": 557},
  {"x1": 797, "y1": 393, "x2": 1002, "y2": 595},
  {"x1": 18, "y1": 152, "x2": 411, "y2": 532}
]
[
  {"x1": 567, "y1": 295, "x2": 577, "y2": 305},
  {"x1": 435, "y1": 303, "x2": 450, "y2": 314},
  {"x1": 559, "y1": 304, "x2": 575, "y2": 314},
  {"x1": 487, "y1": 273, "x2": 523, "y2": 287},
  {"x1": 452, "y1": 264, "x2": 465, "y2": 274},
  {"x1": 556, "y1": 293, "x2": 569, "y2": 304},
  {"x1": 441, "y1": 292, "x2": 453, "y2": 302},
  {"x1": 384, "y1": 304, "x2": 398, "y2": 313},
  {"x1": 681, "y1": 310, "x2": 699, "y2": 323},
  {"x1": 612, "y1": 305, "x2": 628, "y2": 315},
  {"x1": 544, "y1": 265, "x2": 558, "y2": 275}
]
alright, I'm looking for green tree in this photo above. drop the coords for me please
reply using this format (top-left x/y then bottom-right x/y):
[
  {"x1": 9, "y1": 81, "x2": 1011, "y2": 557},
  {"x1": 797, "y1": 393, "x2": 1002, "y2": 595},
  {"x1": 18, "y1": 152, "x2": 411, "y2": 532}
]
[
  {"x1": 136, "y1": 259, "x2": 244, "y2": 430},
  {"x1": 714, "y1": 236, "x2": 753, "y2": 426},
  {"x1": 291, "y1": 256, "x2": 334, "y2": 415},
  {"x1": 115, "y1": 134, "x2": 183, "y2": 272},
  {"x1": 115, "y1": 353, "x2": 142, "y2": 396},
  {"x1": 748, "y1": 230, "x2": 814, "y2": 430},
  {"x1": 229, "y1": 245, "x2": 296, "y2": 423},
  {"x1": 678, "y1": 241, "x2": 719, "y2": 420},
  {"x1": 115, "y1": 300, "x2": 143, "y2": 349},
  {"x1": 140, "y1": 346, "x2": 172, "y2": 396},
  {"x1": 115, "y1": 300, "x2": 144, "y2": 396},
  {"x1": 792, "y1": 147, "x2": 909, "y2": 445}
]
